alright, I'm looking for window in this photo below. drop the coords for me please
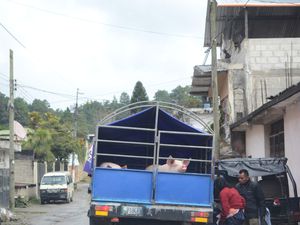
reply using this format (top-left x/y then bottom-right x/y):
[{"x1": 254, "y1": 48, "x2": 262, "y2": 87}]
[
  {"x1": 269, "y1": 119, "x2": 284, "y2": 157},
  {"x1": 41, "y1": 176, "x2": 66, "y2": 185}
]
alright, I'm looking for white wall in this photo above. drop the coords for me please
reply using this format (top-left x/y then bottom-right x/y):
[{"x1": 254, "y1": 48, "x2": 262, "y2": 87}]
[
  {"x1": 246, "y1": 125, "x2": 266, "y2": 158},
  {"x1": 284, "y1": 101, "x2": 300, "y2": 197}
]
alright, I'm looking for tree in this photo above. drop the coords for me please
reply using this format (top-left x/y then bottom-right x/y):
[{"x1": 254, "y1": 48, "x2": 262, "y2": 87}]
[
  {"x1": 30, "y1": 99, "x2": 51, "y2": 114},
  {"x1": 24, "y1": 112, "x2": 81, "y2": 162},
  {"x1": 23, "y1": 128, "x2": 54, "y2": 162},
  {"x1": 153, "y1": 90, "x2": 171, "y2": 102},
  {"x1": 110, "y1": 96, "x2": 120, "y2": 110},
  {"x1": 130, "y1": 81, "x2": 149, "y2": 104},
  {"x1": 0, "y1": 93, "x2": 9, "y2": 128},
  {"x1": 170, "y1": 85, "x2": 202, "y2": 108},
  {"x1": 58, "y1": 107, "x2": 73, "y2": 125},
  {"x1": 119, "y1": 92, "x2": 130, "y2": 106},
  {"x1": 14, "y1": 97, "x2": 30, "y2": 126}
]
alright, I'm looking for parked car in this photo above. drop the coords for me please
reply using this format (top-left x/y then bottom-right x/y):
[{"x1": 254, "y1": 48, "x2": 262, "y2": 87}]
[
  {"x1": 216, "y1": 157, "x2": 300, "y2": 225},
  {"x1": 40, "y1": 171, "x2": 74, "y2": 204}
]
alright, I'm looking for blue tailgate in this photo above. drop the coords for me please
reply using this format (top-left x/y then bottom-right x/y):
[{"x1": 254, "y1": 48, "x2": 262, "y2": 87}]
[
  {"x1": 92, "y1": 168, "x2": 152, "y2": 204},
  {"x1": 155, "y1": 172, "x2": 212, "y2": 207}
]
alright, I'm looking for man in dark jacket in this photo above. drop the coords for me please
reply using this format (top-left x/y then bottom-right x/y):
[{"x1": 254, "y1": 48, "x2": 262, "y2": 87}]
[{"x1": 236, "y1": 169, "x2": 266, "y2": 225}]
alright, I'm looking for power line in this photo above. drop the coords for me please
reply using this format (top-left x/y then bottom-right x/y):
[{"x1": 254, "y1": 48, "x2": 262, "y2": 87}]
[
  {"x1": 18, "y1": 84, "x2": 76, "y2": 99},
  {"x1": 7, "y1": 0, "x2": 204, "y2": 40},
  {"x1": 2, "y1": 71, "x2": 192, "y2": 107},
  {"x1": 0, "y1": 22, "x2": 26, "y2": 48},
  {"x1": 0, "y1": 77, "x2": 9, "y2": 83},
  {"x1": 0, "y1": 72, "x2": 9, "y2": 79},
  {"x1": 17, "y1": 87, "x2": 35, "y2": 102}
]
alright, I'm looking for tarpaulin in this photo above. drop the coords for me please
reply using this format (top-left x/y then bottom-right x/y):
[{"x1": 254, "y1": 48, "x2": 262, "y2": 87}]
[{"x1": 216, "y1": 157, "x2": 287, "y2": 177}]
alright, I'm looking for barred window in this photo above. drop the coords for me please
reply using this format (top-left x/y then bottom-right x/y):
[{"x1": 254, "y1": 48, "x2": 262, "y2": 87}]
[{"x1": 269, "y1": 119, "x2": 284, "y2": 157}]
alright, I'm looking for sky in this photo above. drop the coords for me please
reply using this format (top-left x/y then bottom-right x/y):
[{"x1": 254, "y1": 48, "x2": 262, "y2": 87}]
[{"x1": 0, "y1": 0, "x2": 208, "y2": 110}]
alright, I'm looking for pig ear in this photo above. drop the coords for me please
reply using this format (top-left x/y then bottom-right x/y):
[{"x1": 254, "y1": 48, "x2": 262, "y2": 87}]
[
  {"x1": 183, "y1": 159, "x2": 190, "y2": 166},
  {"x1": 167, "y1": 155, "x2": 175, "y2": 165}
]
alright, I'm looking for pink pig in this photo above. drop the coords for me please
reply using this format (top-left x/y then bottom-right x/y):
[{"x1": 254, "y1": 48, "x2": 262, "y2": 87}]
[
  {"x1": 100, "y1": 162, "x2": 127, "y2": 169},
  {"x1": 146, "y1": 156, "x2": 190, "y2": 173}
]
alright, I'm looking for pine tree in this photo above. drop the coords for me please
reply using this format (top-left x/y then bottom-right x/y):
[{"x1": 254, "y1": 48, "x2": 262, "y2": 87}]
[
  {"x1": 130, "y1": 81, "x2": 149, "y2": 104},
  {"x1": 119, "y1": 92, "x2": 130, "y2": 106}
]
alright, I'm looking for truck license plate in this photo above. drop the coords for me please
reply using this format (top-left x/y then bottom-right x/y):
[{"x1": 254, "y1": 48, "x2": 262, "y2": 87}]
[{"x1": 121, "y1": 206, "x2": 143, "y2": 216}]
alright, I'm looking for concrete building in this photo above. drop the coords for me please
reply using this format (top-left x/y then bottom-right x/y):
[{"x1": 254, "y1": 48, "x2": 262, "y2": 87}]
[
  {"x1": 0, "y1": 129, "x2": 23, "y2": 208},
  {"x1": 191, "y1": 1, "x2": 300, "y2": 157},
  {"x1": 231, "y1": 82, "x2": 300, "y2": 196}
]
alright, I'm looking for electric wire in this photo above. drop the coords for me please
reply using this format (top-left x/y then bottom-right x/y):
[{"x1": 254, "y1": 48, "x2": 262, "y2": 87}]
[
  {"x1": 7, "y1": 0, "x2": 204, "y2": 40},
  {"x1": 0, "y1": 22, "x2": 26, "y2": 48}
]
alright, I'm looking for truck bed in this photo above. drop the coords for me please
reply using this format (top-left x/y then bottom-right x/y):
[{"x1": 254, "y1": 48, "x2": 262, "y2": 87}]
[{"x1": 92, "y1": 167, "x2": 212, "y2": 207}]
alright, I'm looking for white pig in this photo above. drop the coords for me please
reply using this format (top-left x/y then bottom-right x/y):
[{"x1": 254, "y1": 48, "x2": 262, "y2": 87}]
[
  {"x1": 100, "y1": 162, "x2": 127, "y2": 169},
  {"x1": 146, "y1": 156, "x2": 190, "y2": 173}
]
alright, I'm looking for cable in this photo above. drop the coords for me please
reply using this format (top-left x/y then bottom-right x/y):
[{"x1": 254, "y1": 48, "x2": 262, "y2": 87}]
[
  {"x1": 15, "y1": 109, "x2": 29, "y2": 123},
  {"x1": 17, "y1": 87, "x2": 35, "y2": 102},
  {"x1": 18, "y1": 84, "x2": 76, "y2": 99},
  {"x1": 0, "y1": 22, "x2": 26, "y2": 48},
  {"x1": 7, "y1": 0, "x2": 204, "y2": 40},
  {"x1": 244, "y1": 0, "x2": 251, "y2": 7},
  {"x1": 0, "y1": 77, "x2": 9, "y2": 83},
  {"x1": 0, "y1": 72, "x2": 9, "y2": 79}
]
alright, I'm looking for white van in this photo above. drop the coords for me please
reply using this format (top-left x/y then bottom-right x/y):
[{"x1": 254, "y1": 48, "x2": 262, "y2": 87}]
[{"x1": 40, "y1": 171, "x2": 74, "y2": 204}]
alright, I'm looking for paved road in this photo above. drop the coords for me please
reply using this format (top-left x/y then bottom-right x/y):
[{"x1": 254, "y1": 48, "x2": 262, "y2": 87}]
[{"x1": 5, "y1": 182, "x2": 90, "y2": 225}]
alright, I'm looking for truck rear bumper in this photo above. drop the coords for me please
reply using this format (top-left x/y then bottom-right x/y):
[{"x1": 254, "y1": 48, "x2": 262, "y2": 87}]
[{"x1": 89, "y1": 202, "x2": 213, "y2": 223}]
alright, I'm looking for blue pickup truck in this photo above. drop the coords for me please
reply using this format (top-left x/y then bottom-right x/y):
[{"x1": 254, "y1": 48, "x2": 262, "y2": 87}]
[{"x1": 87, "y1": 102, "x2": 214, "y2": 225}]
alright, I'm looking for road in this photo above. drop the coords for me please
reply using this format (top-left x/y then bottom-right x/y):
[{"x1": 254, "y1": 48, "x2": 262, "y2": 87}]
[
  {"x1": 4, "y1": 182, "x2": 194, "y2": 225},
  {"x1": 5, "y1": 182, "x2": 90, "y2": 225}
]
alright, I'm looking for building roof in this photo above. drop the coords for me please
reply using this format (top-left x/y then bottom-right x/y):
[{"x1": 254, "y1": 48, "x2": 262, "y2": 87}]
[
  {"x1": 190, "y1": 65, "x2": 227, "y2": 96},
  {"x1": 217, "y1": 0, "x2": 300, "y2": 6},
  {"x1": 43, "y1": 171, "x2": 71, "y2": 177},
  {"x1": 204, "y1": 0, "x2": 300, "y2": 47},
  {"x1": 231, "y1": 82, "x2": 300, "y2": 130}
]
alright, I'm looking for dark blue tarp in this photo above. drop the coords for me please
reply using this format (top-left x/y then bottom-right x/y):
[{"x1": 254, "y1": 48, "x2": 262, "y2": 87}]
[{"x1": 96, "y1": 107, "x2": 212, "y2": 171}]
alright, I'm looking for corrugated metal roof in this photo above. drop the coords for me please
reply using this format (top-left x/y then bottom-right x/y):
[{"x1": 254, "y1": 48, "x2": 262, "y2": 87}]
[
  {"x1": 190, "y1": 65, "x2": 227, "y2": 96},
  {"x1": 204, "y1": 1, "x2": 300, "y2": 46},
  {"x1": 217, "y1": 0, "x2": 300, "y2": 6}
]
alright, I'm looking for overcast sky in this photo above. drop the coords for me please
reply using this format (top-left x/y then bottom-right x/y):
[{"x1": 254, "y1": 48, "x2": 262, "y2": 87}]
[{"x1": 0, "y1": 0, "x2": 208, "y2": 110}]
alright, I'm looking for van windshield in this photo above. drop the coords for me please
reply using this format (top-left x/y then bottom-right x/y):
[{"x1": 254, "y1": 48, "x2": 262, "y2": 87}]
[{"x1": 41, "y1": 176, "x2": 66, "y2": 185}]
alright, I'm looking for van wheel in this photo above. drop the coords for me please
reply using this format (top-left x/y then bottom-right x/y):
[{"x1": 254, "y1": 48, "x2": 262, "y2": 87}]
[{"x1": 41, "y1": 199, "x2": 47, "y2": 204}]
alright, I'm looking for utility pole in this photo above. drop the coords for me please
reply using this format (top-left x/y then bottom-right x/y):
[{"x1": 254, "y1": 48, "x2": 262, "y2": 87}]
[
  {"x1": 72, "y1": 88, "x2": 79, "y2": 183},
  {"x1": 210, "y1": 0, "x2": 220, "y2": 160},
  {"x1": 9, "y1": 49, "x2": 15, "y2": 210}
]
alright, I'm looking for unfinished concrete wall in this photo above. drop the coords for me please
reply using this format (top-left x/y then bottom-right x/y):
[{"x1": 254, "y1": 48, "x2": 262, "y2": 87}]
[
  {"x1": 221, "y1": 39, "x2": 248, "y2": 122},
  {"x1": 284, "y1": 101, "x2": 300, "y2": 197},
  {"x1": 248, "y1": 38, "x2": 300, "y2": 111},
  {"x1": 15, "y1": 160, "x2": 35, "y2": 184},
  {"x1": 221, "y1": 38, "x2": 300, "y2": 121}
]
